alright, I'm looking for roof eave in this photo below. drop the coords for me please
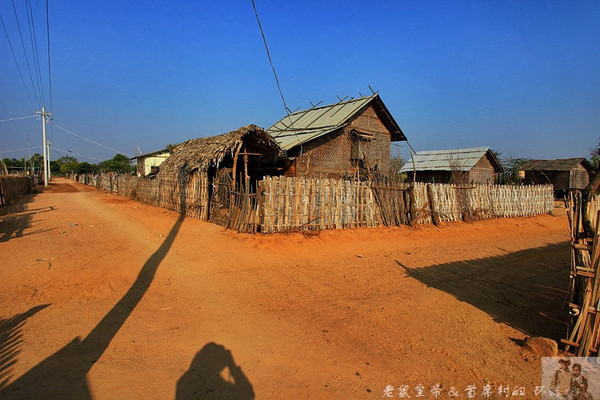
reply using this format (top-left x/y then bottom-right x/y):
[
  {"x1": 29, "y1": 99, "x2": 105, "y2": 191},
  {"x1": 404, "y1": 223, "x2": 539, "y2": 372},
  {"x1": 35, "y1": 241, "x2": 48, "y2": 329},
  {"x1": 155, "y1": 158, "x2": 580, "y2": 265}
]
[{"x1": 370, "y1": 95, "x2": 407, "y2": 142}]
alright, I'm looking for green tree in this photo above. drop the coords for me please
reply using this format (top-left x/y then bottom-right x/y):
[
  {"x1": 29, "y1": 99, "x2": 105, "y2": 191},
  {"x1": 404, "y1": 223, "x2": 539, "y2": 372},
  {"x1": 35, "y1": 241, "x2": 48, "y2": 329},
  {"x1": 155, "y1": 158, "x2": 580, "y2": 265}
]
[
  {"x1": 74, "y1": 162, "x2": 99, "y2": 174},
  {"x1": 28, "y1": 153, "x2": 43, "y2": 168},
  {"x1": 165, "y1": 143, "x2": 180, "y2": 152},
  {"x1": 52, "y1": 156, "x2": 78, "y2": 175},
  {"x1": 60, "y1": 161, "x2": 79, "y2": 174},
  {"x1": 589, "y1": 139, "x2": 600, "y2": 172},
  {"x1": 497, "y1": 155, "x2": 528, "y2": 185},
  {"x1": 99, "y1": 154, "x2": 133, "y2": 173},
  {"x1": 50, "y1": 160, "x2": 60, "y2": 174},
  {"x1": 389, "y1": 147, "x2": 406, "y2": 183}
]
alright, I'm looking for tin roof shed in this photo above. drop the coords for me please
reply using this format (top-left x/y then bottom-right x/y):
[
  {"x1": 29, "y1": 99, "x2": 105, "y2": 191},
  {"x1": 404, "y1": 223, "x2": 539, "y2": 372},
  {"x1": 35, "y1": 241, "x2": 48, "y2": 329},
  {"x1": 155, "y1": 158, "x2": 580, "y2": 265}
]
[{"x1": 401, "y1": 147, "x2": 503, "y2": 173}]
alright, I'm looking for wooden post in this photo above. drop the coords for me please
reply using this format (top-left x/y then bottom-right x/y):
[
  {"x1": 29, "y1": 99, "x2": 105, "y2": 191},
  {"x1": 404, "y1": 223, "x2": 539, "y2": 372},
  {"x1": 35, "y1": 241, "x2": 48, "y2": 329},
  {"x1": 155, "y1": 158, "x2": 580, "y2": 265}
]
[{"x1": 427, "y1": 184, "x2": 439, "y2": 225}]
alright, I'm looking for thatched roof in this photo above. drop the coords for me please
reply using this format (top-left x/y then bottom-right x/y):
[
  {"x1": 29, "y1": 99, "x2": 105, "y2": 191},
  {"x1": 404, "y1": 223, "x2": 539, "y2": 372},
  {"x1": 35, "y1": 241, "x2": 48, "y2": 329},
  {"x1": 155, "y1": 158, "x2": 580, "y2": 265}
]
[
  {"x1": 158, "y1": 124, "x2": 279, "y2": 176},
  {"x1": 520, "y1": 158, "x2": 593, "y2": 172}
]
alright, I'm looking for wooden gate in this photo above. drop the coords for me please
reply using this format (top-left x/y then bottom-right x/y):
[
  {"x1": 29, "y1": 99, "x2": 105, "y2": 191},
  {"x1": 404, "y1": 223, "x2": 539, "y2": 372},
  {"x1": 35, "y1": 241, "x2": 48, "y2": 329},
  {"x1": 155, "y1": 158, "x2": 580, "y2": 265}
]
[{"x1": 209, "y1": 168, "x2": 232, "y2": 226}]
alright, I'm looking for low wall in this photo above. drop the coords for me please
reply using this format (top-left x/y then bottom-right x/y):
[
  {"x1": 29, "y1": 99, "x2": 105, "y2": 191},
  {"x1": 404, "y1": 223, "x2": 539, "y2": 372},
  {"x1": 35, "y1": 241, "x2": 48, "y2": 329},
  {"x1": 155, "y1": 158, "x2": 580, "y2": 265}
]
[{"x1": 0, "y1": 176, "x2": 34, "y2": 205}]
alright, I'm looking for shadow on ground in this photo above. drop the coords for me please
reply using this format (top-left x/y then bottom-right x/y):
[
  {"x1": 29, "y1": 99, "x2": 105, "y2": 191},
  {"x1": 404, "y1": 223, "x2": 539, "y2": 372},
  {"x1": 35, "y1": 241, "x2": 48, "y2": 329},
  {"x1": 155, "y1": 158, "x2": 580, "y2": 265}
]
[
  {"x1": 0, "y1": 305, "x2": 50, "y2": 389},
  {"x1": 396, "y1": 242, "x2": 571, "y2": 340},
  {"x1": 0, "y1": 192, "x2": 56, "y2": 243},
  {"x1": 177, "y1": 342, "x2": 254, "y2": 400},
  {"x1": 0, "y1": 211, "x2": 185, "y2": 399}
]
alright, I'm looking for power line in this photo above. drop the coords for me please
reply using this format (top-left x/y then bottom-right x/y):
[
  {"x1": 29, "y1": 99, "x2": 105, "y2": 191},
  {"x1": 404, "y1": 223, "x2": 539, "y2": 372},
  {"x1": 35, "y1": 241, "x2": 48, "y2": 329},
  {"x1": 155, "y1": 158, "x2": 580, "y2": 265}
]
[
  {"x1": 1, "y1": 145, "x2": 42, "y2": 154},
  {"x1": 26, "y1": 0, "x2": 46, "y2": 106},
  {"x1": 0, "y1": 115, "x2": 36, "y2": 122},
  {"x1": 52, "y1": 147, "x2": 104, "y2": 161},
  {"x1": 51, "y1": 122, "x2": 133, "y2": 157},
  {"x1": 11, "y1": 0, "x2": 42, "y2": 107},
  {"x1": 0, "y1": 12, "x2": 36, "y2": 109},
  {"x1": 45, "y1": 0, "x2": 52, "y2": 112},
  {"x1": 250, "y1": 0, "x2": 290, "y2": 115}
]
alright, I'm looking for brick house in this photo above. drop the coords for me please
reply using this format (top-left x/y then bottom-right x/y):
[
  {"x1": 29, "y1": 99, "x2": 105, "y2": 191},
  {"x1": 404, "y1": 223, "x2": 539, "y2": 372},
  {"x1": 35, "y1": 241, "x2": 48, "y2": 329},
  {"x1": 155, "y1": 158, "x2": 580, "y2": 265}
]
[
  {"x1": 267, "y1": 94, "x2": 406, "y2": 178},
  {"x1": 401, "y1": 147, "x2": 503, "y2": 184}
]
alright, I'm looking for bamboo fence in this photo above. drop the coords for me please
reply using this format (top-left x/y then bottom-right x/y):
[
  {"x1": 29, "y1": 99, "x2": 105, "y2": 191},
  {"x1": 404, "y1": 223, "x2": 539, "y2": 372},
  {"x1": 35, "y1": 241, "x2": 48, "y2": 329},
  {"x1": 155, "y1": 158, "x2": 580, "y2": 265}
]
[
  {"x1": 259, "y1": 176, "x2": 382, "y2": 233},
  {"x1": 75, "y1": 172, "x2": 210, "y2": 220},
  {"x1": 72, "y1": 173, "x2": 553, "y2": 233},
  {"x1": 412, "y1": 183, "x2": 553, "y2": 224},
  {"x1": 563, "y1": 192, "x2": 600, "y2": 356}
]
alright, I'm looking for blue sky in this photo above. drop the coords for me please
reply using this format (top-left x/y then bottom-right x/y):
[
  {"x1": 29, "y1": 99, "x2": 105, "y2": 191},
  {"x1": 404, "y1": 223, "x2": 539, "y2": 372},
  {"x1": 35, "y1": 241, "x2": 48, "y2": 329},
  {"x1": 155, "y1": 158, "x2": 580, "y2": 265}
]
[{"x1": 1, "y1": 0, "x2": 599, "y2": 163}]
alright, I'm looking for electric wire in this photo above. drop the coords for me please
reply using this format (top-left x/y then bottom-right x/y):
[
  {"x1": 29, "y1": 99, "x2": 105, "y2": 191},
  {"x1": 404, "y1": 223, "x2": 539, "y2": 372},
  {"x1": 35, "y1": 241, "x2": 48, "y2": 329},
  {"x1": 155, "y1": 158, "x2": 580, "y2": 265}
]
[
  {"x1": 46, "y1": 0, "x2": 52, "y2": 112},
  {"x1": 1, "y1": 145, "x2": 42, "y2": 154},
  {"x1": 250, "y1": 0, "x2": 301, "y2": 148},
  {"x1": 0, "y1": 115, "x2": 36, "y2": 122},
  {"x1": 26, "y1": 0, "x2": 46, "y2": 106},
  {"x1": 0, "y1": 12, "x2": 36, "y2": 110},
  {"x1": 51, "y1": 122, "x2": 133, "y2": 157},
  {"x1": 250, "y1": 0, "x2": 290, "y2": 115},
  {"x1": 46, "y1": 0, "x2": 53, "y2": 141},
  {"x1": 11, "y1": 0, "x2": 42, "y2": 107},
  {"x1": 51, "y1": 147, "x2": 104, "y2": 161}
]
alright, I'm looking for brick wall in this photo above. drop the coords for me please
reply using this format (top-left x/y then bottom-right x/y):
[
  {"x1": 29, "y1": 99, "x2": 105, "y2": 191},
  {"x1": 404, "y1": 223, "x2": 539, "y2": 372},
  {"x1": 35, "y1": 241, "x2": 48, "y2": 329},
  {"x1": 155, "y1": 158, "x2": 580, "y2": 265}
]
[
  {"x1": 291, "y1": 104, "x2": 392, "y2": 178},
  {"x1": 468, "y1": 155, "x2": 496, "y2": 184}
]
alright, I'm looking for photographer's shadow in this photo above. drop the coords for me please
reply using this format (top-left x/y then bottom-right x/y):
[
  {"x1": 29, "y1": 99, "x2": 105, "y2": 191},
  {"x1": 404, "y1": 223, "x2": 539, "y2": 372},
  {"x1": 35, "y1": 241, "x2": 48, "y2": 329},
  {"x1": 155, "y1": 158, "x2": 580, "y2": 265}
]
[{"x1": 176, "y1": 342, "x2": 254, "y2": 400}]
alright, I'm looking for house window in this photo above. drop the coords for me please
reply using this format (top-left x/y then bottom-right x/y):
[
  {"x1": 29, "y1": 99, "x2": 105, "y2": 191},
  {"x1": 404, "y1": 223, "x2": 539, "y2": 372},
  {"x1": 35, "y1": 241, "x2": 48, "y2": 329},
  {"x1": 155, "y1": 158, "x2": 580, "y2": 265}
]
[{"x1": 350, "y1": 130, "x2": 373, "y2": 161}]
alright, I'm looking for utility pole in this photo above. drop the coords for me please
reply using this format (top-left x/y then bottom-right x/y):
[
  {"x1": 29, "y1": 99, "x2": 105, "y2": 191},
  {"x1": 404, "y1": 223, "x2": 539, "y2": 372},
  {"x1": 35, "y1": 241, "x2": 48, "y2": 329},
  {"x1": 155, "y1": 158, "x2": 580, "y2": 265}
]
[
  {"x1": 47, "y1": 140, "x2": 51, "y2": 180},
  {"x1": 36, "y1": 107, "x2": 52, "y2": 187}
]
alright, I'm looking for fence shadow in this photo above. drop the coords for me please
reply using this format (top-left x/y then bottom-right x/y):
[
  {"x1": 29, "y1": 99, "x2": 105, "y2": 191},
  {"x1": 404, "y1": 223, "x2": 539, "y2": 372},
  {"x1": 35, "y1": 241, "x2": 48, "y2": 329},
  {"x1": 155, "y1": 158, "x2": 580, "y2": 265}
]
[
  {"x1": 176, "y1": 342, "x2": 254, "y2": 400},
  {"x1": 396, "y1": 242, "x2": 571, "y2": 340},
  {"x1": 0, "y1": 206, "x2": 186, "y2": 399},
  {"x1": 0, "y1": 193, "x2": 53, "y2": 243},
  {"x1": 0, "y1": 304, "x2": 50, "y2": 390}
]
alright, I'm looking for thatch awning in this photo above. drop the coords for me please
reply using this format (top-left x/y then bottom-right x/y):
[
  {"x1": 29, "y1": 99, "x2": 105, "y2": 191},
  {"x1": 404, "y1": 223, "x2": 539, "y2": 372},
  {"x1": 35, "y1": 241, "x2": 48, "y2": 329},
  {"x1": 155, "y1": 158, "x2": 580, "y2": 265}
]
[{"x1": 158, "y1": 124, "x2": 280, "y2": 176}]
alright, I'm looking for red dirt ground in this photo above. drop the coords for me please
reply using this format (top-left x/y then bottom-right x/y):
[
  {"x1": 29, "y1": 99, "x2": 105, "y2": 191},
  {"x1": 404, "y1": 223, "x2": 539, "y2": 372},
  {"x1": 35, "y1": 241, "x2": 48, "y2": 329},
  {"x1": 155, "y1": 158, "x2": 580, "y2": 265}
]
[{"x1": 0, "y1": 178, "x2": 571, "y2": 399}]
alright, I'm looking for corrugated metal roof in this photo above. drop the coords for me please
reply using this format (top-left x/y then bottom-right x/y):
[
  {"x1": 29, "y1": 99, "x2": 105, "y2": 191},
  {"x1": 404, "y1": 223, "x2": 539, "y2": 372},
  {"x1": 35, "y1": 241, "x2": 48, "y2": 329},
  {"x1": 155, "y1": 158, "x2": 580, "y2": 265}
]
[
  {"x1": 520, "y1": 158, "x2": 592, "y2": 172},
  {"x1": 400, "y1": 147, "x2": 494, "y2": 172},
  {"x1": 130, "y1": 148, "x2": 170, "y2": 161},
  {"x1": 266, "y1": 94, "x2": 405, "y2": 151}
]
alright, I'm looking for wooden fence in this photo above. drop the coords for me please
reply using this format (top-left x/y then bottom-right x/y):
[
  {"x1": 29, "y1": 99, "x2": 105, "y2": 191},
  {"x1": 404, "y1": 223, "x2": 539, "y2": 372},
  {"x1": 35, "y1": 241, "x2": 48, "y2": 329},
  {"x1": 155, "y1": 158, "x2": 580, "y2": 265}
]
[
  {"x1": 0, "y1": 176, "x2": 34, "y2": 206},
  {"x1": 563, "y1": 194, "x2": 600, "y2": 356},
  {"x1": 72, "y1": 173, "x2": 553, "y2": 233},
  {"x1": 74, "y1": 172, "x2": 210, "y2": 220},
  {"x1": 259, "y1": 176, "x2": 381, "y2": 233},
  {"x1": 412, "y1": 183, "x2": 554, "y2": 224}
]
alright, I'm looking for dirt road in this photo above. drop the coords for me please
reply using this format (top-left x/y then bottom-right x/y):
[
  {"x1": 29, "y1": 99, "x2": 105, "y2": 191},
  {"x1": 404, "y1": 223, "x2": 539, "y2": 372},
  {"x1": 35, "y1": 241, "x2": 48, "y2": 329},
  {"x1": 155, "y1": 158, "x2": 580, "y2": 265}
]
[{"x1": 0, "y1": 177, "x2": 570, "y2": 399}]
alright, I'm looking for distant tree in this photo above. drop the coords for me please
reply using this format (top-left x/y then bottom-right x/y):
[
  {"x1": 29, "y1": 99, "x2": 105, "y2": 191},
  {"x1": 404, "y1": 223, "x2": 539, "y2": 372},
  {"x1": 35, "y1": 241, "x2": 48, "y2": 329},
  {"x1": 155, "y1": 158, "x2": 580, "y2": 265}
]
[
  {"x1": 56, "y1": 156, "x2": 78, "y2": 165},
  {"x1": 388, "y1": 147, "x2": 406, "y2": 183},
  {"x1": 50, "y1": 160, "x2": 60, "y2": 173},
  {"x1": 496, "y1": 155, "x2": 528, "y2": 185},
  {"x1": 1, "y1": 158, "x2": 24, "y2": 168},
  {"x1": 60, "y1": 161, "x2": 79, "y2": 174},
  {"x1": 165, "y1": 143, "x2": 181, "y2": 152},
  {"x1": 74, "y1": 162, "x2": 99, "y2": 174},
  {"x1": 589, "y1": 139, "x2": 600, "y2": 172},
  {"x1": 53, "y1": 156, "x2": 78, "y2": 175},
  {"x1": 98, "y1": 154, "x2": 133, "y2": 173},
  {"x1": 28, "y1": 153, "x2": 43, "y2": 169}
]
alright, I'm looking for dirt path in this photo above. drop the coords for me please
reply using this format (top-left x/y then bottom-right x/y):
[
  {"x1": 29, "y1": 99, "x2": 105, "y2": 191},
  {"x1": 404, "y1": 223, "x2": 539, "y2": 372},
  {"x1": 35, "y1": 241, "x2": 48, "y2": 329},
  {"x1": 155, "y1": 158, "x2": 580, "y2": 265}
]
[{"x1": 0, "y1": 178, "x2": 570, "y2": 399}]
